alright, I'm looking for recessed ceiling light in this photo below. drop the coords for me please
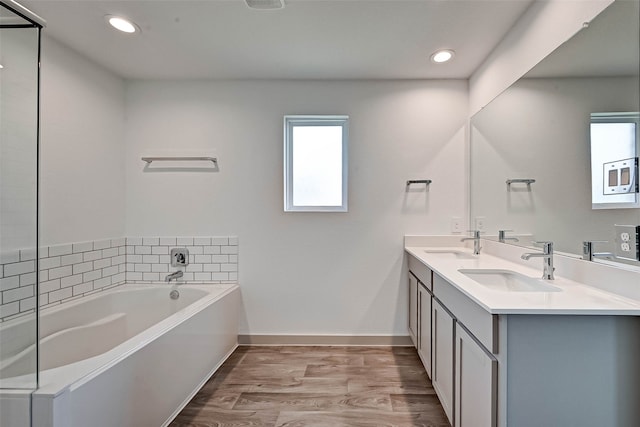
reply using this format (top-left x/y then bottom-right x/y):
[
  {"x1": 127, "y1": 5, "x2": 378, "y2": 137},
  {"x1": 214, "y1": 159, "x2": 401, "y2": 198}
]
[
  {"x1": 105, "y1": 15, "x2": 139, "y2": 34},
  {"x1": 431, "y1": 49, "x2": 455, "y2": 64}
]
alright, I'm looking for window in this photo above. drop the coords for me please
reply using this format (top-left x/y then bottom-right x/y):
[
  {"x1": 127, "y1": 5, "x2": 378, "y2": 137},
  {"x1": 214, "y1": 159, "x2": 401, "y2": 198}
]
[{"x1": 284, "y1": 115, "x2": 348, "y2": 212}]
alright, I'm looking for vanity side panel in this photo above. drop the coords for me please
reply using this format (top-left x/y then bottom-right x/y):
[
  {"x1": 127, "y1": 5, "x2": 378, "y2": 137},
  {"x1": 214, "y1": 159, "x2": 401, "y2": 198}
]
[
  {"x1": 616, "y1": 316, "x2": 640, "y2": 427},
  {"x1": 506, "y1": 315, "x2": 640, "y2": 427}
]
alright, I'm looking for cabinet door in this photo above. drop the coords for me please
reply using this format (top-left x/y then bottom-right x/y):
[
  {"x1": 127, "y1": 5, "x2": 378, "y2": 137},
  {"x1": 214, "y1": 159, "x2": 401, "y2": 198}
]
[
  {"x1": 432, "y1": 299, "x2": 455, "y2": 425},
  {"x1": 418, "y1": 285, "x2": 432, "y2": 378},
  {"x1": 409, "y1": 273, "x2": 419, "y2": 347},
  {"x1": 455, "y1": 323, "x2": 497, "y2": 427}
]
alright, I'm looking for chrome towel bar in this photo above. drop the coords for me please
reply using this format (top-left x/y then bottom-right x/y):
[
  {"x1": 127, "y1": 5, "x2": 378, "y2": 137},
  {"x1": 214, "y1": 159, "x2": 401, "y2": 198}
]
[
  {"x1": 506, "y1": 179, "x2": 535, "y2": 185},
  {"x1": 506, "y1": 178, "x2": 535, "y2": 191},
  {"x1": 406, "y1": 179, "x2": 432, "y2": 186},
  {"x1": 142, "y1": 156, "x2": 217, "y2": 164}
]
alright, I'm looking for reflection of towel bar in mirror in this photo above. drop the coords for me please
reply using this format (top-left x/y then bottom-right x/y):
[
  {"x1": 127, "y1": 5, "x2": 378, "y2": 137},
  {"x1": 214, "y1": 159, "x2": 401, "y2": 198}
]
[
  {"x1": 142, "y1": 157, "x2": 217, "y2": 165},
  {"x1": 506, "y1": 179, "x2": 535, "y2": 190},
  {"x1": 406, "y1": 179, "x2": 432, "y2": 186}
]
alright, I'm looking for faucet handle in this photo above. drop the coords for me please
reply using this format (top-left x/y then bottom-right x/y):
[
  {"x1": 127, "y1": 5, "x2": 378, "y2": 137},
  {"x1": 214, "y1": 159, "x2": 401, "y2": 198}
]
[
  {"x1": 532, "y1": 241, "x2": 553, "y2": 253},
  {"x1": 460, "y1": 230, "x2": 482, "y2": 241},
  {"x1": 582, "y1": 240, "x2": 608, "y2": 260},
  {"x1": 498, "y1": 229, "x2": 519, "y2": 242}
]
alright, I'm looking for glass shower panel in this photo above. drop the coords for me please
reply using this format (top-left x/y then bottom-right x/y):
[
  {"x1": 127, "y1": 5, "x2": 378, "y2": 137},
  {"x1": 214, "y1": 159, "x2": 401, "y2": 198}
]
[{"x1": 0, "y1": 0, "x2": 40, "y2": 399}]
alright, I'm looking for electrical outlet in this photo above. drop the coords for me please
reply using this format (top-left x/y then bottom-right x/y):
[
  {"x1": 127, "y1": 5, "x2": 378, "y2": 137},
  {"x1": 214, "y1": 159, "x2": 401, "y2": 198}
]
[
  {"x1": 474, "y1": 216, "x2": 486, "y2": 231},
  {"x1": 614, "y1": 225, "x2": 640, "y2": 261},
  {"x1": 451, "y1": 217, "x2": 462, "y2": 233}
]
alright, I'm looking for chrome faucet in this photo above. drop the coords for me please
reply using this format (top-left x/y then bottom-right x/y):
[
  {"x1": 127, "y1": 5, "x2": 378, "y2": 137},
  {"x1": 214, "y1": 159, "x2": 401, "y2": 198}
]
[
  {"x1": 498, "y1": 229, "x2": 519, "y2": 243},
  {"x1": 165, "y1": 270, "x2": 183, "y2": 283},
  {"x1": 461, "y1": 230, "x2": 482, "y2": 255},
  {"x1": 582, "y1": 241, "x2": 614, "y2": 261},
  {"x1": 521, "y1": 241, "x2": 555, "y2": 280}
]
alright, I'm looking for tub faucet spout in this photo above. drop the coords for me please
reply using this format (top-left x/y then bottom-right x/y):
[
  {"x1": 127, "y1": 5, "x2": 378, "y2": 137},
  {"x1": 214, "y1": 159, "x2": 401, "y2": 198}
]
[{"x1": 165, "y1": 271, "x2": 183, "y2": 283}]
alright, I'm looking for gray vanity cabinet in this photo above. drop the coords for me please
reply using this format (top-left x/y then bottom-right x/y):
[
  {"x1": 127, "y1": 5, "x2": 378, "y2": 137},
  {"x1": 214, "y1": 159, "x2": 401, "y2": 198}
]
[
  {"x1": 409, "y1": 273, "x2": 418, "y2": 347},
  {"x1": 417, "y1": 284, "x2": 432, "y2": 378},
  {"x1": 455, "y1": 323, "x2": 497, "y2": 427},
  {"x1": 408, "y1": 254, "x2": 497, "y2": 427},
  {"x1": 432, "y1": 298, "x2": 455, "y2": 424},
  {"x1": 407, "y1": 251, "x2": 640, "y2": 427},
  {"x1": 409, "y1": 257, "x2": 434, "y2": 378}
]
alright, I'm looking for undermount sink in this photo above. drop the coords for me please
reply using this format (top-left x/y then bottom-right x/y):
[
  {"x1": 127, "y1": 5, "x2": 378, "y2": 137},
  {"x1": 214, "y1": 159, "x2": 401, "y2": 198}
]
[
  {"x1": 423, "y1": 249, "x2": 476, "y2": 260},
  {"x1": 458, "y1": 269, "x2": 562, "y2": 292}
]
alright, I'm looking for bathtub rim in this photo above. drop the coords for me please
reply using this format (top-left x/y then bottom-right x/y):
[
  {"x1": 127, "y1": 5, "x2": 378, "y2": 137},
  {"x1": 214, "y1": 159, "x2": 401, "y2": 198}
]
[{"x1": 32, "y1": 282, "x2": 239, "y2": 397}]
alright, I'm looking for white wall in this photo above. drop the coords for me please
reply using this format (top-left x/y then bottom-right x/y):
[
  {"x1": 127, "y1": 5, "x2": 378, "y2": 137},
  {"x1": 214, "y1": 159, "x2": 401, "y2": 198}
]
[
  {"x1": 0, "y1": 27, "x2": 39, "y2": 251},
  {"x1": 40, "y1": 36, "x2": 126, "y2": 246},
  {"x1": 125, "y1": 80, "x2": 468, "y2": 336},
  {"x1": 32, "y1": 0, "x2": 616, "y2": 338},
  {"x1": 469, "y1": 0, "x2": 612, "y2": 115}
]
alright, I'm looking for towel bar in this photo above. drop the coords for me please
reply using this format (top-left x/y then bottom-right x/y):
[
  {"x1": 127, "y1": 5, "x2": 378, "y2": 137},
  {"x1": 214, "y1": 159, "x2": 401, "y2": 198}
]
[
  {"x1": 406, "y1": 179, "x2": 432, "y2": 186},
  {"x1": 142, "y1": 156, "x2": 217, "y2": 164}
]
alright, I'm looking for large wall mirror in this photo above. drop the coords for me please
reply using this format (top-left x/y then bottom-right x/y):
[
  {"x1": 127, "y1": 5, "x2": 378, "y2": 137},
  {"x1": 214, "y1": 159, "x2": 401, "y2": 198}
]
[{"x1": 470, "y1": 0, "x2": 640, "y2": 265}]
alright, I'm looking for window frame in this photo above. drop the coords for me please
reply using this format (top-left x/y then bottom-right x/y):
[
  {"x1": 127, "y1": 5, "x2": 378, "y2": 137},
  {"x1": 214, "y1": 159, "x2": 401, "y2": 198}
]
[{"x1": 284, "y1": 115, "x2": 349, "y2": 212}]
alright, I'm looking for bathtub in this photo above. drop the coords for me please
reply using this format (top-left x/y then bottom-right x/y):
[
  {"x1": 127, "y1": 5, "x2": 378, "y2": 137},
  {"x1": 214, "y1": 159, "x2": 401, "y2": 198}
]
[{"x1": 1, "y1": 282, "x2": 239, "y2": 427}]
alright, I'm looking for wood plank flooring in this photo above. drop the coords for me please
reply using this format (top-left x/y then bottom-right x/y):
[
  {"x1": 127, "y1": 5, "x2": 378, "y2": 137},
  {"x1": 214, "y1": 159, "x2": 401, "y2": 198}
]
[{"x1": 170, "y1": 346, "x2": 450, "y2": 427}]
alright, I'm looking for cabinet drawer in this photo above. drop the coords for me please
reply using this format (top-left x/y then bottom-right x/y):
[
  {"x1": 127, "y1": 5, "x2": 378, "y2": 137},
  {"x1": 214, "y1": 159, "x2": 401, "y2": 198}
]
[
  {"x1": 408, "y1": 255, "x2": 432, "y2": 291},
  {"x1": 433, "y1": 273, "x2": 498, "y2": 353}
]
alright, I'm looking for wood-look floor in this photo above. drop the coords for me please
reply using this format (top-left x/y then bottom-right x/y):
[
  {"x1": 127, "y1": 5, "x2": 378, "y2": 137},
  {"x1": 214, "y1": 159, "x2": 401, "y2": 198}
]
[{"x1": 169, "y1": 346, "x2": 450, "y2": 427}]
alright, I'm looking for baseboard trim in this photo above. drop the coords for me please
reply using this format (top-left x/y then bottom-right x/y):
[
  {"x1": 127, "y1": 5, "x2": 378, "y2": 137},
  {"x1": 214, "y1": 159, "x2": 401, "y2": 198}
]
[{"x1": 237, "y1": 334, "x2": 412, "y2": 346}]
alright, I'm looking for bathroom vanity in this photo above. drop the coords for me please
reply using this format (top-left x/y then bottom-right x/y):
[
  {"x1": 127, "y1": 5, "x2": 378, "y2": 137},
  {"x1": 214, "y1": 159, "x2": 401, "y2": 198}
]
[{"x1": 405, "y1": 236, "x2": 640, "y2": 427}]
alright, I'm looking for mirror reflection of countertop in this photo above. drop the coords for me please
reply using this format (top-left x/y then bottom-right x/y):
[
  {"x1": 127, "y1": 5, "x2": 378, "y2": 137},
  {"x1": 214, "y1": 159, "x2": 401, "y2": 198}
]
[{"x1": 405, "y1": 239, "x2": 640, "y2": 316}]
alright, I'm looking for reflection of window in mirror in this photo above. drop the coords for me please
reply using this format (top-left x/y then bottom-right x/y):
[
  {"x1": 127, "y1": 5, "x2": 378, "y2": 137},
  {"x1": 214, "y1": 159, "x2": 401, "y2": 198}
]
[{"x1": 590, "y1": 112, "x2": 640, "y2": 209}]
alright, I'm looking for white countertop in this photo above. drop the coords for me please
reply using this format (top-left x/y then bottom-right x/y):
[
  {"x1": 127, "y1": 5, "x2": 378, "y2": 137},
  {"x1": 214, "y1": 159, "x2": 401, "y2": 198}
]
[{"x1": 405, "y1": 243, "x2": 640, "y2": 315}]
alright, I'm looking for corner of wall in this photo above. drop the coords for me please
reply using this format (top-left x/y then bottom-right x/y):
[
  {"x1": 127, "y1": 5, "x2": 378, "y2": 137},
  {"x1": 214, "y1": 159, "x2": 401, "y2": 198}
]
[{"x1": 468, "y1": 0, "x2": 613, "y2": 116}]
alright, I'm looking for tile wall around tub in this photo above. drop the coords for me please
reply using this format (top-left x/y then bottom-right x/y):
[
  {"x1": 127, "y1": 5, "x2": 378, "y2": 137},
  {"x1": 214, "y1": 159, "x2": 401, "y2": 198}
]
[
  {"x1": 1, "y1": 248, "x2": 38, "y2": 322},
  {"x1": 1, "y1": 237, "x2": 126, "y2": 322},
  {"x1": 125, "y1": 236, "x2": 238, "y2": 283},
  {"x1": 0, "y1": 235, "x2": 238, "y2": 322}
]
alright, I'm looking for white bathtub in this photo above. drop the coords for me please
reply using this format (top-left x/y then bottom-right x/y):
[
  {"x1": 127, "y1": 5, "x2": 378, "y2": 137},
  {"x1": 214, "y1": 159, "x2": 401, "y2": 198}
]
[{"x1": 1, "y1": 282, "x2": 239, "y2": 427}]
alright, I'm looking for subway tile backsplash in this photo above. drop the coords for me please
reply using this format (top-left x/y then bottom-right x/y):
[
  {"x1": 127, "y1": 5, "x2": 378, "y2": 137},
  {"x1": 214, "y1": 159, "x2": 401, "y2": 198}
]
[
  {"x1": 125, "y1": 236, "x2": 238, "y2": 283},
  {"x1": 0, "y1": 235, "x2": 238, "y2": 322}
]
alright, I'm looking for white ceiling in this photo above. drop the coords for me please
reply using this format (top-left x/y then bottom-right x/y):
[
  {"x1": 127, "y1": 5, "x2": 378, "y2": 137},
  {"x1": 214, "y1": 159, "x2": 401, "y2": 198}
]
[{"x1": 21, "y1": 0, "x2": 533, "y2": 80}]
